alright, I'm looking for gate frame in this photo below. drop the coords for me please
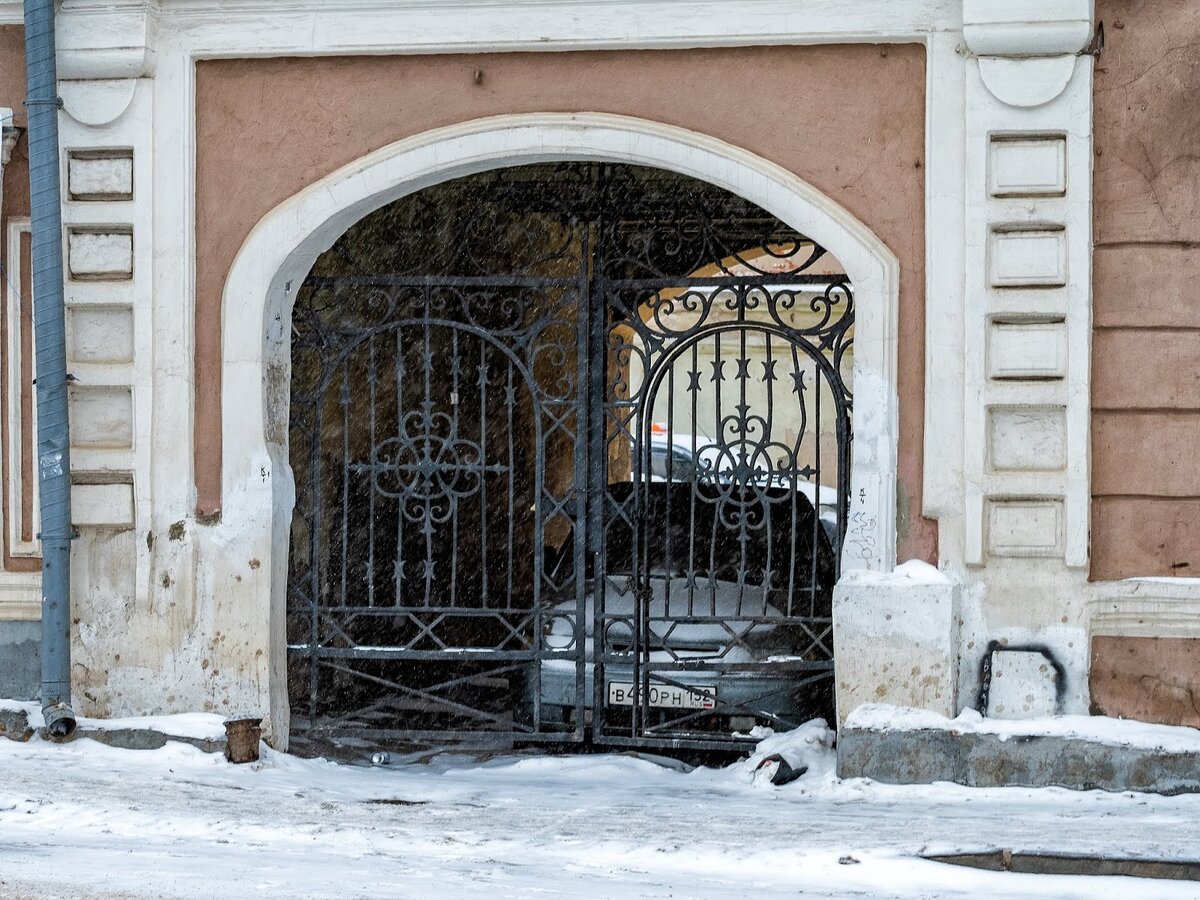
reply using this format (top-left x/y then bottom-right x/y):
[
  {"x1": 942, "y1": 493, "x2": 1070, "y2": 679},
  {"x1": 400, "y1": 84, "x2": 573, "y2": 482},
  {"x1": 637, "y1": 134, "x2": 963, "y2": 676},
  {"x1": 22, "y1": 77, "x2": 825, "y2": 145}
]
[{"x1": 217, "y1": 112, "x2": 900, "y2": 744}]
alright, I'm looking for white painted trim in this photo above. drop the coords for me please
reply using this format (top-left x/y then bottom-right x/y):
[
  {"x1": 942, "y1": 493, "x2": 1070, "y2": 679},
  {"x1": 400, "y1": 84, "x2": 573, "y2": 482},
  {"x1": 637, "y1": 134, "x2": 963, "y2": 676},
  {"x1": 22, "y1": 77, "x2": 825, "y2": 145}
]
[
  {"x1": 5, "y1": 218, "x2": 38, "y2": 560},
  {"x1": 217, "y1": 112, "x2": 901, "y2": 733},
  {"x1": 921, "y1": 32, "x2": 966, "y2": 534},
  {"x1": 149, "y1": 45, "x2": 197, "y2": 519},
  {"x1": 0, "y1": 594, "x2": 40, "y2": 621},
  {"x1": 0, "y1": 109, "x2": 42, "y2": 621},
  {"x1": 1089, "y1": 578, "x2": 1200, "y2": 639}
]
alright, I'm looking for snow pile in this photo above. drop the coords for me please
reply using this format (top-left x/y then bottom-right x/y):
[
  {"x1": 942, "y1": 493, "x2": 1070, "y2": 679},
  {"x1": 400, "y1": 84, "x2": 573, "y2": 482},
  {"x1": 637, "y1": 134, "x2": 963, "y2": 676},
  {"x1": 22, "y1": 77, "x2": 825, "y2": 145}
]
[
  {"x1": 837, "y1": 559, "x2": 951, "y2": 586},
  {"x1": 846, "y1": 703, "x2": 1200, "y2": 753},
  {"x1": 0, "y1": 698, "x2": 34, "y2": 715},
  {"x1": 844, "y1": 704, "x2": 960, "y2": 732},
  {"x1": 0, "y1": 698, "x2": 228, "y2": 741},
  {"x1": 716, "y1": 719, "x2": 837, "y2": 787},
  {"x1": 892, "y1": 560, "x2": 951, "y2": 583}
]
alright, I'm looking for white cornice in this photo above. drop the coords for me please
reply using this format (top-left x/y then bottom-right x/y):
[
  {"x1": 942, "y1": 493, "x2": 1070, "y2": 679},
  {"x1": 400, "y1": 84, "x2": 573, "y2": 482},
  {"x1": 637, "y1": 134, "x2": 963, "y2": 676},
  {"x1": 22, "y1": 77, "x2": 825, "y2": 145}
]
[
  {"x1": 0, "y1": 0, "x2": 981, "y2": 47},
  {"x1": 4, "y1": 1, "x2": 966, "y2": 59},
  {"x1": 157, "y1": 0, "x2": 949, "y2": 14},
  {"x1": 158, "y1": 0, "x2": 962, "y2": 56}
]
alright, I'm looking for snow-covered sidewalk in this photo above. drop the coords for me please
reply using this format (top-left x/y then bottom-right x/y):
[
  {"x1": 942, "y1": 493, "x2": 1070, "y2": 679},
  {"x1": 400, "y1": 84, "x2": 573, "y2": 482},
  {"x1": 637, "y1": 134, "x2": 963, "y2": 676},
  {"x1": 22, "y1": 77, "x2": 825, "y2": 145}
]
[{"x1": 2, "y1": 720, "x2": 1200, "y2": 899}]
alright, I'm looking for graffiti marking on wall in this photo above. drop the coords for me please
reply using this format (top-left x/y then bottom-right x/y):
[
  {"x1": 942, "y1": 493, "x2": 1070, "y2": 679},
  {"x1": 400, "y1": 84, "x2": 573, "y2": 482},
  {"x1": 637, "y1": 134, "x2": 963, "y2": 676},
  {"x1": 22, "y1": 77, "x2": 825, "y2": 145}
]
[{"x1": 845, "y1": 488, "x2": 877, "y2": 562}]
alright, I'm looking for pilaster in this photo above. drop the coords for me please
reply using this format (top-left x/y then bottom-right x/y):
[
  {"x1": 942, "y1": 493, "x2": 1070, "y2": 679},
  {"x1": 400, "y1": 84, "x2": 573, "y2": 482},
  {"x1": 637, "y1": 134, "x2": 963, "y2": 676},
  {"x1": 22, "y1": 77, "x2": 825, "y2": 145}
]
[
  {"x1": 960, "y1": 1, "x2": 1094, "y2": 571},
  {"x1": 54, "y1": 0, "x2": 157, "y2": 716},
  {"x1": 953, "y1": 0, "x2": 1096, "y2": 716}
]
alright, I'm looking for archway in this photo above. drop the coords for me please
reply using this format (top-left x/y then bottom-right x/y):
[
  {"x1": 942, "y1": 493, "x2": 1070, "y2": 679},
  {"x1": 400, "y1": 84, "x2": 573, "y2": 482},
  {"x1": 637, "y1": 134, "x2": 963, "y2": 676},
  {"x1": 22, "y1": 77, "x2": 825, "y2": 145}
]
[{"x1": 217, "y1": 114, "x2": 899, "y2": 745}]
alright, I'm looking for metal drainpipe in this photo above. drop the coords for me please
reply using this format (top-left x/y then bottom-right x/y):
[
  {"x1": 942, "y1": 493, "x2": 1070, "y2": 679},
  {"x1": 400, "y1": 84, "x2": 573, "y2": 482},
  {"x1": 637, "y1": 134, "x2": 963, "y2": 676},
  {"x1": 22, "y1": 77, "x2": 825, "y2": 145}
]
[{"x1": 24, "y1": 0, "x2": 75, "y2": 739}]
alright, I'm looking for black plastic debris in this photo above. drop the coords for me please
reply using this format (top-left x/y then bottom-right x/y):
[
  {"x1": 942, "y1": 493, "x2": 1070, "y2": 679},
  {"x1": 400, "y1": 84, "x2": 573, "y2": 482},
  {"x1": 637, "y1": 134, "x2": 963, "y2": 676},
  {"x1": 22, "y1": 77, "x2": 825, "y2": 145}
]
[{"x1": 754, "y1": 753, "x2": 807, "y2": 786}]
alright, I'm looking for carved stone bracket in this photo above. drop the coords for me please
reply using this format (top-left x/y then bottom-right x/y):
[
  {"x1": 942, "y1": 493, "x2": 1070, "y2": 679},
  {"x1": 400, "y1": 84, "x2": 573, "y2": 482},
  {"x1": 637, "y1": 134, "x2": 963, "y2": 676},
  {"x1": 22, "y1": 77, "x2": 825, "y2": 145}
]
[
  {"x1": 56, "y1": 0, "x2": 156, "y2": 127},
  {"x1": 963, "y1": 0, "x2": 1094, "y2": 107},
  {"x1": 1, "y1": 115, "x2": 22, "y2": 167}
]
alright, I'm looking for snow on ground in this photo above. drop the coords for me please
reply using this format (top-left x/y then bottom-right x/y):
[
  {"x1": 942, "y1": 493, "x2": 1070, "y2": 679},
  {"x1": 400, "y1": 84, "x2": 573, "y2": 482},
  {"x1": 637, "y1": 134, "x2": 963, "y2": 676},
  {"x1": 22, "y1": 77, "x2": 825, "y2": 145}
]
[{"x1": 3, "y1": 720, "x2": 1200, "y2": 899}]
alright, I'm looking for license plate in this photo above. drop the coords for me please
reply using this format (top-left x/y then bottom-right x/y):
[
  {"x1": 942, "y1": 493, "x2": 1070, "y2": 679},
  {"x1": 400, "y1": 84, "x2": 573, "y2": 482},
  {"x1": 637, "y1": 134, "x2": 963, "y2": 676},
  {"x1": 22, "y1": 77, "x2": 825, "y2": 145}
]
[{"x1": 607, "y1": 681, "x2": 716, "y2": 710}]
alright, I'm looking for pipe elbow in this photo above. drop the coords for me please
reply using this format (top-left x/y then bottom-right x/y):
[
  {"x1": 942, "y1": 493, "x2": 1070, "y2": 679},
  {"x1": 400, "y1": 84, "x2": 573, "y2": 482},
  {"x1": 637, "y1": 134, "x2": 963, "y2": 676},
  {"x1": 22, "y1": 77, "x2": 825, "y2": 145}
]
[{"x1": 42, "y1": 702, "x2": 76, "y2": 741}]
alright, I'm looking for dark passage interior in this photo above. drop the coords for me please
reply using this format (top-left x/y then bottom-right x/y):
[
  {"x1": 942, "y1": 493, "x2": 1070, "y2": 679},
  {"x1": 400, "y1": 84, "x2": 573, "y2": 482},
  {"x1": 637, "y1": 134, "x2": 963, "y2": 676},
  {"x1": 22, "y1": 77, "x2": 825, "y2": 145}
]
[{"x1": 286, "y1": 162, "x2": 854, "y2": 752}]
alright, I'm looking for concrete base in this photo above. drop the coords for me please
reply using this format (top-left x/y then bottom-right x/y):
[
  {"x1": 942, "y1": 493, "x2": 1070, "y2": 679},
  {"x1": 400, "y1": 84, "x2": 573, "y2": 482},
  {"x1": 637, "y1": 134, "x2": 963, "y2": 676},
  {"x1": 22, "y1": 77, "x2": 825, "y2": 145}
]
[
  {"x1": 832, "y1": 567, "x2": 961, "y2": 726},
  {"x1": 838, "y1": 725, "x2": 1200, "y2": 795},
  {"x1": 0, "y1": 621, "x2": 39, "y2": 701}
]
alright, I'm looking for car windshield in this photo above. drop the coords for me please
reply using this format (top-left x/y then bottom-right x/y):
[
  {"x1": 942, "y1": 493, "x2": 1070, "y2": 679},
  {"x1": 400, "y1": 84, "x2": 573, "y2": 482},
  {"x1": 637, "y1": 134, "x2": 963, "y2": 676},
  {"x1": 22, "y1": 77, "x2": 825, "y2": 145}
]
[{"x1": 650, "y1": 446, "x2": 695, "y2": 481}]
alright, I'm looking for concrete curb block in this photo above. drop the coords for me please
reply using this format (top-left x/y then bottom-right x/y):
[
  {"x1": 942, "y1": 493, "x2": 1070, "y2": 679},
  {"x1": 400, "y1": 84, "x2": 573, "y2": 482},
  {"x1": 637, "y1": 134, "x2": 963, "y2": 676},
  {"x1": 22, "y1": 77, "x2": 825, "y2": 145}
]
[
  {"x1": 75, "y1": 728, "x2": 226, "y2": 754},
  {"x1": 838, "y1": 726, "x2": 1200, "y2": 795},
  {"x1": 0, "y1": 708, "x2": 225, "y2": 753}
]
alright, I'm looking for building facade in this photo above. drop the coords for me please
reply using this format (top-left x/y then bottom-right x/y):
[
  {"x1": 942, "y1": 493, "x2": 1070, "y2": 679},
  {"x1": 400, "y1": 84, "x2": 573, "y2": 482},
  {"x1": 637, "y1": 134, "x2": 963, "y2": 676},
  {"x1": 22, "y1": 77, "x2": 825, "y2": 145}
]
[{"x1": 0, "y1": 0, "x2": 1197, "y2": 751}]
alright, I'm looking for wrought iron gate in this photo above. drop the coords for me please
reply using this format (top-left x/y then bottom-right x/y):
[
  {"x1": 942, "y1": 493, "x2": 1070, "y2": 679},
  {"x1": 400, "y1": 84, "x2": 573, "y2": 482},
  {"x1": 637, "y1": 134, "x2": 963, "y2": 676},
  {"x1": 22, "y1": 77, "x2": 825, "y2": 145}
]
[{"x1": 287, "y1": 162, "x2": 853, "y2": 751}]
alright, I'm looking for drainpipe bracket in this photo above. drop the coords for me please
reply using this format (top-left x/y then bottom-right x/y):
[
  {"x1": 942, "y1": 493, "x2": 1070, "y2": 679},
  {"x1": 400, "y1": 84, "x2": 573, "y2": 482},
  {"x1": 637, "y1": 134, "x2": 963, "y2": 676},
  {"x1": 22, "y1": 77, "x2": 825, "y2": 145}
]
[{"x1": 22, "y1": 96, "x2": 63, "y2": 109}]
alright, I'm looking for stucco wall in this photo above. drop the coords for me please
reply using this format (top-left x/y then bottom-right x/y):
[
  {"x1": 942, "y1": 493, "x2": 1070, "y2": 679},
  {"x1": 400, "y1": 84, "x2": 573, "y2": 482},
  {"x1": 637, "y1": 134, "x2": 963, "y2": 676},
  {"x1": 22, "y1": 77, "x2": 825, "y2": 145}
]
[
  {"x1": 194, "y1": 45, "x2": 937, "y2": 565},
  {"x1": 1091, "y1": 636, "x2": 1200, "y2": 728},
  {"x1": 1092, "y1": 0, "x2": 1200, "y2": 579}
]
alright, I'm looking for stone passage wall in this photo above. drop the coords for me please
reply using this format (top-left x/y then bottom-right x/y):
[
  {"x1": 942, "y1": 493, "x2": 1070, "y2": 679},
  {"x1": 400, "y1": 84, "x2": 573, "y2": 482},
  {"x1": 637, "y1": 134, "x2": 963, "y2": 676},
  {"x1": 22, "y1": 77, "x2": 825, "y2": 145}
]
[{"x1": 1091, "y1": 0, "x2": 1200, "y2": 579}]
